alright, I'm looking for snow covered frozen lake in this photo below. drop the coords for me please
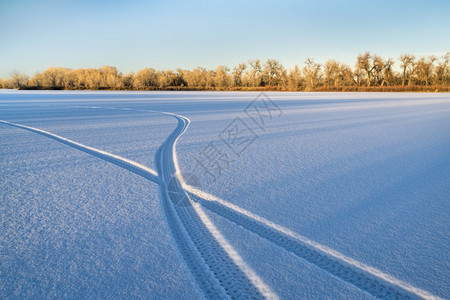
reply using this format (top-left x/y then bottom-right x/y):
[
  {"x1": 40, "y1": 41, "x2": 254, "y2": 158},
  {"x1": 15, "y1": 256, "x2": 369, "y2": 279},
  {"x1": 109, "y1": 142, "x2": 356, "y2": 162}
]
[{"x1": 1, "y1": 91, "x2": 449, "y2": 299}]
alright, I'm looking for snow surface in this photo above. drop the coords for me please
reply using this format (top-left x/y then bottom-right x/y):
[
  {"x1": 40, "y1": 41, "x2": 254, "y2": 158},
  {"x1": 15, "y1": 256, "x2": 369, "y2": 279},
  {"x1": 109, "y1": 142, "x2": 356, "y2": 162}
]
[{"x1": 0, "y1": 90, "x2": 449, "y2": 299}]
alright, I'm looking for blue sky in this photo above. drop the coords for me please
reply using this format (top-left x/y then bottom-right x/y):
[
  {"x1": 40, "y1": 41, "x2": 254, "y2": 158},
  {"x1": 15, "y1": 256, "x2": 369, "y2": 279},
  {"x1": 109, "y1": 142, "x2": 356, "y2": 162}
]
[{"x1": 1, "y1": 0, "x2": 449, "y2": 77}]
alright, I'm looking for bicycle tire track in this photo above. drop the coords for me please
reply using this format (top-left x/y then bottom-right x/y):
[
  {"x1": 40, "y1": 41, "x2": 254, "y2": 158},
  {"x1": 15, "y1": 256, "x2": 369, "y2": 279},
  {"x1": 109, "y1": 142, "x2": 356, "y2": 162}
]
[
  {"x1": 0, "y1": 120, "x2": 159, "y2": 184},
  {"x1": 185, "y1": 186, "x2": 440, "y2": 300}
]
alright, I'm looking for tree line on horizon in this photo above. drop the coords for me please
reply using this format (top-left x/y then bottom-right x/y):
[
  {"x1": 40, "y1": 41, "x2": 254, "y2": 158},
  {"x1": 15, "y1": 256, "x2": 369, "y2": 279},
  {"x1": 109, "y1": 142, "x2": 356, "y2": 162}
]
[{"x1": 1, "y1": 52, "x2": 449, "y2": 92}]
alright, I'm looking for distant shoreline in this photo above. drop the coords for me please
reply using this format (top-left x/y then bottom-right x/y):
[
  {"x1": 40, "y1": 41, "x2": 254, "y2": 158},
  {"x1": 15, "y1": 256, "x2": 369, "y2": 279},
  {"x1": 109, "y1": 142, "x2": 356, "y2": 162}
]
[
  {"x1": 2, "y1": 53, "x2": 449, "y2": 93},
  {"x1": 5, "y1": 86, "x2": 449, "y2": 93}
]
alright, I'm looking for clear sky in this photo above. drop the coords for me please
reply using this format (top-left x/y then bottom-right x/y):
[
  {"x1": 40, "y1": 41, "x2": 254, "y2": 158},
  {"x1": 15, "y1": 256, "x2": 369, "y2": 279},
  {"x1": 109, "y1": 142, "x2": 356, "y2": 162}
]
[{"x1": 1, "y1": 0, "x2": 449, "y2": 77}]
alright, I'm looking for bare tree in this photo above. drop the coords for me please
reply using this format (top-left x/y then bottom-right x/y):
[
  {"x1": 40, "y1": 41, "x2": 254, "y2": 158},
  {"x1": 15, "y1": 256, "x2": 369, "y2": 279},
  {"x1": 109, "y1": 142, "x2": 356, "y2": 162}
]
[
  {"x1": 0, "y1": 78, "x2": 13, "y2": 89},
  {"x1": 371, "y1": 56, "x2": 394, "y2": 86},
  {"x1": 372, "y1": 55, "x2": 386, "y2": 85},
  {"x1": 324, "y1": 60, "x2": 340, "y2": 87},
  {"x1": 121, "y1": 72, "x2": 134, "y2": 89},
  {"x1": 62, "y1": 69, "x2": 76, "y2": 89},
  {"x1": 287, "y1": 65, "x2": 302, "y2": 90},
  {"x1": 99, "y1": 66, "x2": 121, "y2": 89},
  {"x1": 416, "y1": 56, "x2": 437, "y2": 86},
  {"x1": 29, "y1": 72, "x2": 43, "y2": 88},
  {"x1": 10, "y1": 71, "x2": 29, "y2": 89},
  {"x1": 434, "y1": 52, "x2": 449, "y2": 86},
  {"x1": 214, "y1": 66, "x2": 230, "y2": 89},
  {"x1": 232, "y1": 63, "x2": 246, "y2": 87},
  {"x1": 381, "y1": 58, "x2": 395, "y2": 86},
  {"x1": 43, "y1": 67, "x2": 67, "y2": 89},
  {"x1": 263, "y1": 59, "x2": 284, "y2": 87},
  {"x1": 303, "y1": 58, "x2": 321, "y2": 89},
  {"x1": 247, "y1": 59, "x2": 263, "y2": 87},
  {"x1": 399, "y1": 54, "x2": 416, "y2": 86},
  {"x1": 356, "y1": 52, "x2": 376, "y2": 87},
  {"x1": 134, "y1": 68, "x2": 157, "y2": 89}
]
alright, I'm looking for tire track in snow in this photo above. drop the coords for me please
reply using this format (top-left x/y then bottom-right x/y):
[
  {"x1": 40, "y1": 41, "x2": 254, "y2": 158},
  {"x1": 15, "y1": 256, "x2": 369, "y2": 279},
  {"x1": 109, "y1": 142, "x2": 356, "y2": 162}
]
[
  {"x1": 185, "y1": 186, "x2": 440, "y2": 300},
  {"x1": 0, "y1": 119, "x2": 159, "y2": 184},
  {"x1": 152, "y1": 111, "x2": 277, "y2": 299}
]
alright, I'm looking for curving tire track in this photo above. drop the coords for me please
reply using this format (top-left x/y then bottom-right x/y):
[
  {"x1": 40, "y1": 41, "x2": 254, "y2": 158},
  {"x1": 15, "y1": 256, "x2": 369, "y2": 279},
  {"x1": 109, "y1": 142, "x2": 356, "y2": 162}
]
[
  {"x1": 0, "y1": 120, "x2": 159, "y2": 184},
  {"x1": 186, "y1": 188, "x2": 439, "y2": 300},
  {"x1": 153, "y1": 112, "x2": 276, "y2": 299}
]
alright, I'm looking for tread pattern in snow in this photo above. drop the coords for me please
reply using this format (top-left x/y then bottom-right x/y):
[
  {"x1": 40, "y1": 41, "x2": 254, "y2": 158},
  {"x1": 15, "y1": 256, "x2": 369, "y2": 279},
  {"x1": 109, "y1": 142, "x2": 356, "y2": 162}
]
[
  {"x1": 190, "y1": 194, "x2": 420, "y2": 300},
  {"x1": 154, "y1": 116, "x2": 267, "y2": 299}
]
